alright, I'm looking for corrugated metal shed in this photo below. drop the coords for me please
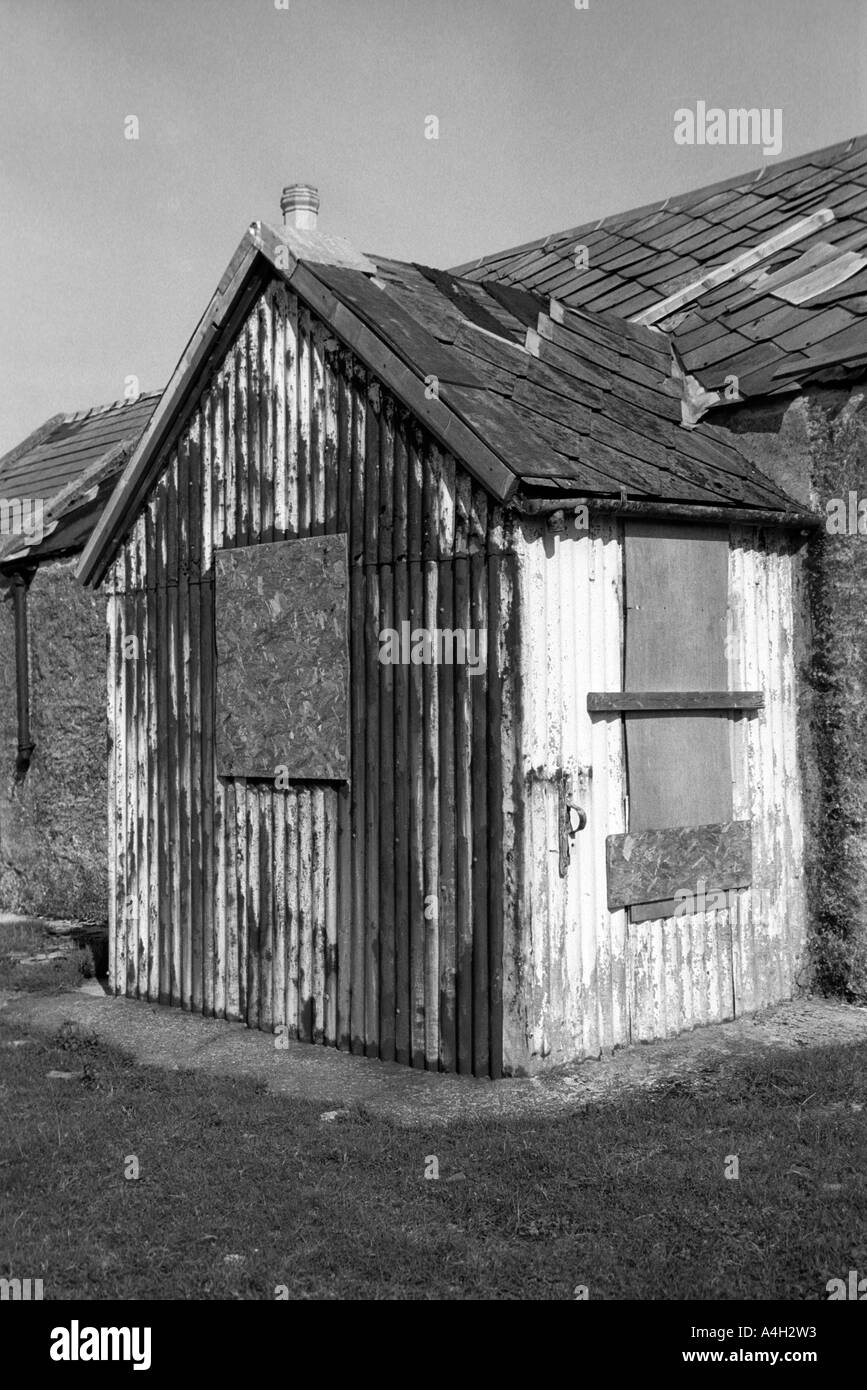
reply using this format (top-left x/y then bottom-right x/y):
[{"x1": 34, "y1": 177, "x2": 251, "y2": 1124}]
[
  {"x1": 80, "y1": 228, "x2": 807, "y2": 579},
  {"x1": 98, "y1": 279, "x2": 512, "y2": 1073},
  {"x1": 455, "y1": 134, "x2": 867, "y2": 396},
  {"x1": 77, "y1": 212, "x2": 818, "y2": 1077}
]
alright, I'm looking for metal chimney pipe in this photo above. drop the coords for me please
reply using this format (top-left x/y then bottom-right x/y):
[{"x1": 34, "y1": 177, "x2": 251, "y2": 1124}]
[{"x1": 280, "y1": 183, "x2": 320, "y2": 232}]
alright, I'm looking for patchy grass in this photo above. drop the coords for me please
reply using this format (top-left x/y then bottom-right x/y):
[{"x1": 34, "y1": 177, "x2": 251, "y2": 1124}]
[
  {"x1": 0, "y1": 920, "x2": 92, "y2": 995},
  {"x1": 1, "y1": 1017, "x2": 866, "y2": 1300}
]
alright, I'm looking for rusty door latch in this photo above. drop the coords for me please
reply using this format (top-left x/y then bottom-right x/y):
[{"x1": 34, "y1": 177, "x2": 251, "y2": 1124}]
[{"x1": 559, "y1": 773, "x2": 587, "y2": 877}]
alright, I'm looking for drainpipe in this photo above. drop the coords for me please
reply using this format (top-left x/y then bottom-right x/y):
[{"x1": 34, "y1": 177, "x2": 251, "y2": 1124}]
[{"x1": 12, "y1": 571, "x2": 35, "y2": 781}]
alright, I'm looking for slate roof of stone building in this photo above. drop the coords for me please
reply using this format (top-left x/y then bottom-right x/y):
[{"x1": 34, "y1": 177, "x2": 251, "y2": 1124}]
[
  {"x1": 0, "y1": 394, "x2": 159, "y2": 502},
  {"x1": 0, "y1": 393, "x2": 159, "y2": 564},
  {"x1": 453, "y1": 135, "x2": 867, "y2": 398}
]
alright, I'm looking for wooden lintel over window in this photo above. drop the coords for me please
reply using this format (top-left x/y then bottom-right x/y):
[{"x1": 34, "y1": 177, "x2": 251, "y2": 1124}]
[{"x1": 588, "y1": 691, "x2": 764, "y2": 713}]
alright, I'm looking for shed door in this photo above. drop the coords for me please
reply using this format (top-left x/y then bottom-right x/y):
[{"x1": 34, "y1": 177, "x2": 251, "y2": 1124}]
[{"x1": 602, "y1": 522, "x2": 753, "y2": 922}]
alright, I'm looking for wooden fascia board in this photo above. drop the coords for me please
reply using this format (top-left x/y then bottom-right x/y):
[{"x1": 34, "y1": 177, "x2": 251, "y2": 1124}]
[
  {"x1": 78, "y1": 226, "x2": 521, "y2": 587},
  {"x1": 77, "y1": 233, "x2": 262, "y2": 587}
]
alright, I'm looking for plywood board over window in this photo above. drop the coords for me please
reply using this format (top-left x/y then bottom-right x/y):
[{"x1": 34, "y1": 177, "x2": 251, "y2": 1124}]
[
  {"x1": 215, "y1": 535, "x2": 350, "y2": 780},
  {"x1": 622, "y1": 521, "x2": 747, "y2": 921}
]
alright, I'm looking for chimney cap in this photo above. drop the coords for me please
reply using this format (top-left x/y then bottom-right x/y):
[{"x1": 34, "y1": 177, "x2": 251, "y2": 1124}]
[{"x1": 280, "y1": 182, "x2": 320, "y2": 216}]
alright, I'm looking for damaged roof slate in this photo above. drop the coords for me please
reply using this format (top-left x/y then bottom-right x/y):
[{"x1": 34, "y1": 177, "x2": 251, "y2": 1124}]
[
  {"x1": 355, "y1": 257, "x2": 797, "y2": 508},
  {"x1": 454, "y1": 134, "x2": 867, "y2": 397},
  {"x1": 75, "y1": 218, "x2": 821, "y2": 587}
]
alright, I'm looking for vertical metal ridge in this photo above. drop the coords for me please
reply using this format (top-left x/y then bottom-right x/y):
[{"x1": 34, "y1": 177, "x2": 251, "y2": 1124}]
[
  {"x1": 363, "y1": 376, "x2": 381, "y2": 1059},
  {"x1": 471, "y1": 485, "x2": 490, "y2": 1077},
  {"x1": 407, "y1": 422, "x2": 427, "y2": 1068},
  {"x1": 378, "y1": 395, "x2": 396, "y2": 1063},
  {"x1": 392, "y1": 412, "x2": 411, "y2": 1067},
  {"x1": 348, "y1": 366, "x2": 366, "y2": 1053},
  {"x1": 429, "y1": 441, "x2": 448, "y2": 1069}
]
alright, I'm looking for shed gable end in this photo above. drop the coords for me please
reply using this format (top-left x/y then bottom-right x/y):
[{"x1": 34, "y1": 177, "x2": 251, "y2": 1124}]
[
  {"x1": 104, "y1": 274, "x2": 514, "y2": 1077},
  {"x1": 105, "y1": 278, "x2": 493, "y2": 595}
]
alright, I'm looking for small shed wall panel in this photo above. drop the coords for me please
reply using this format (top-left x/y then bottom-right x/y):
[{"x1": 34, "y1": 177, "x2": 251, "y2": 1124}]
[
  {"x1": 505, "y1": 516, "x2": 629, "y2": 1068},
  {"x1": 105, "y1": 279, "x2": 515, "y2": 1076},
  {"x1": 510, "y1": 517, "x2": 807, "y2": 1070}
]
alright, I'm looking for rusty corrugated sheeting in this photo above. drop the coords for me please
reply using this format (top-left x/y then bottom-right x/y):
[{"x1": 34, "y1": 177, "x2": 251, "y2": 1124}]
[
  {"x1": 729, "y1": 525, "x2": 807, "y2": 1012},
  {"x1": 505, "y1": 516, "x2": 628, "y2": 1067},
  {"x1": 506, "y1": 517, "x2": 807, "y2": 1070},
  {"x1": 105, "y1": 278, "x2": 516, "y2": 1076}
]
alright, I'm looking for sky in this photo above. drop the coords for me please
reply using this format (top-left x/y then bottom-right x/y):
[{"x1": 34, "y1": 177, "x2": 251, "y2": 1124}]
[{"x1": 1, "y1": 0, "x2": 865, "y2": 452}]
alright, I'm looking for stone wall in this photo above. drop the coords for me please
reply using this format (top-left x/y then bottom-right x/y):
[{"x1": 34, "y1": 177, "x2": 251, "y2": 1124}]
[
  {"x1": 0, "y1": 558, "x2": 108, "y2": 919},
  {"x1": 722, "y1": 384, "x2": 867, "y2": 999}
]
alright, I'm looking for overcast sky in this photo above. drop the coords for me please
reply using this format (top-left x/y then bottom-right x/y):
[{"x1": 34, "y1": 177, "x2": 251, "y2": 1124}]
[{"x1": 1, "y1": 0, "x2": 865, "y2": 452}]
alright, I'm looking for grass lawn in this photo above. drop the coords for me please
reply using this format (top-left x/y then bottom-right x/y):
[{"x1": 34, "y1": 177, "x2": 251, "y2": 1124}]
[{"x1": 1, "y1": 1009, "x2": 866, "y2": 1300}]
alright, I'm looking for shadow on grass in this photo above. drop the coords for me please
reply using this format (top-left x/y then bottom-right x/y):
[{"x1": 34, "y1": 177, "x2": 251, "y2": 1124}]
[{"x1": 1, "y1": 1017, "x2": 865, "y2": 1299}]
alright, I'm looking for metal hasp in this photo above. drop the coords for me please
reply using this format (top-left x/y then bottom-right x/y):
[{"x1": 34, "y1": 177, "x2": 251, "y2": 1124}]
[{"x1": 558, "y1": 772, "x2": 587, "y2": 878}]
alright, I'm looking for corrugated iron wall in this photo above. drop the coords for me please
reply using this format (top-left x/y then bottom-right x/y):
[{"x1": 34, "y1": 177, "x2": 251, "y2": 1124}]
[
  {"x1": 729, "y1": 524, "x2": 807, "y2": 1012},
  {"x1": 105, "y1": 277, "x2": 517, "y2": 1076},
  {"x1": 508, "y1": 516, "x2": 807, "y2": 1070},
  {"x1": 506, "y1": 516, "x2": 628, "y2": 1068}
]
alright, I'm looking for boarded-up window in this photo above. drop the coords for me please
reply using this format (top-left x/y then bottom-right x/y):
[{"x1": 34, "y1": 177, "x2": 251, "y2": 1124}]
[
  {"x1": 215, "y1": 535, "x2": 349, "y2": 780},
  {"x1": 624, "y1": 522, "x2": 733, "y2": 919}
]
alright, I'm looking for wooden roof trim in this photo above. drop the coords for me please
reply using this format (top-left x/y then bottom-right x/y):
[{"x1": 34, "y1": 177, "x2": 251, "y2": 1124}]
[
  {"x1": 77, "y1": 232, "x2": 261, "y2": 586},
  {"x1": 78, "y1": 226, "x2": 521, "y2": 586}
]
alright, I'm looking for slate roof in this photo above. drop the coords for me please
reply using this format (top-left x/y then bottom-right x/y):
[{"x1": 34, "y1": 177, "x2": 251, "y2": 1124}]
[
  {"x1": 0, "y1": 395, "x2": 159, "y2": 504},
  {"x1": 326, "y1": 258, "x2": 800, "y2": 508},
  {"x1": 454, "y1": 134, "x2": 867, "y2": 398},
  {"x1": 0, "y1": 393, "x2": 159, "y2": 565},
  {"x1": 79, "y1": 222, "x2": 813, "y2": 587}
]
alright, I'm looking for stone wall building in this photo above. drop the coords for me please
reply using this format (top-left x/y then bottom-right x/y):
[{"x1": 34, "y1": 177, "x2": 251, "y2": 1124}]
[{"x1": 0, "y1": 395, "x2": 157, "y2": 919}]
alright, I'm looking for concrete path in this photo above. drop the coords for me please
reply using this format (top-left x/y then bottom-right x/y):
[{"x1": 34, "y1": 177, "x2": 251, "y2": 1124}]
[{"x1": 2, "y1": 985, "x2": 866, "y2": 1125}]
